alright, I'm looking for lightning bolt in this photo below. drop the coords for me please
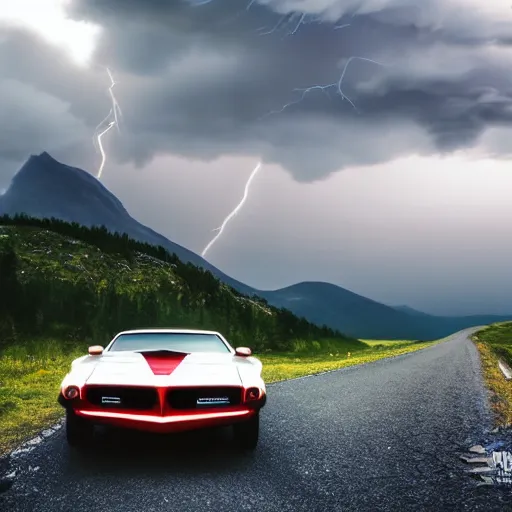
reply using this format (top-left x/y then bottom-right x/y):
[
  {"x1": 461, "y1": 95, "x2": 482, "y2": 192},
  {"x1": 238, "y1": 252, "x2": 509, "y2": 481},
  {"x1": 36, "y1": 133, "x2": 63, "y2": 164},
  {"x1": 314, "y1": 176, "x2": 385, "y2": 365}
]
[
  {"x1": 261, "y1": 56, "x2": 384, "y2": 119},
  {"x1": 94, "y1": 67, "x2": 123, "y2": 179},
  {"x1": 256, "y1": 11, "x2": 325, "y2": 37},
  {"x1": 96, "y1": 122, "x2": 115, "y2": 180},
  {"x1": 106, "y1": 68, "x2": 122, "y2": 134},
  {"x1": 201, "y1": 162, "x2": 262, "y2": 258},
  {"x1": 188, "y1": 1, "x2": 350, "y2": 36},
  {"x1": 187, "y1": 1, "x2": 328, "y2": 37}
]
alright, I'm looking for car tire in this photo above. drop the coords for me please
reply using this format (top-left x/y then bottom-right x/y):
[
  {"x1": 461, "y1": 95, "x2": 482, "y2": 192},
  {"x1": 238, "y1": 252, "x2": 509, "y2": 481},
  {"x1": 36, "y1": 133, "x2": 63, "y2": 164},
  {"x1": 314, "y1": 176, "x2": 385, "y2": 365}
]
[
  {"x1": 66, "y1": 409, "x2": 94, "y2": 448},
  {"x1": 233, "y1": 413, "x2": 259, "y2": 450}
]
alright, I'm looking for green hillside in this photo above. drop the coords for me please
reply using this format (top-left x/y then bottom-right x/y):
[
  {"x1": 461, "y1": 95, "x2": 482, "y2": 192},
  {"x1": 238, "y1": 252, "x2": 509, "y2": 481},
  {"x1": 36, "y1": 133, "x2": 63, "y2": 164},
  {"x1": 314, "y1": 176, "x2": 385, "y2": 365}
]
[{"x1": 0, "y1": 214, "x2": 360, "y2": 352}]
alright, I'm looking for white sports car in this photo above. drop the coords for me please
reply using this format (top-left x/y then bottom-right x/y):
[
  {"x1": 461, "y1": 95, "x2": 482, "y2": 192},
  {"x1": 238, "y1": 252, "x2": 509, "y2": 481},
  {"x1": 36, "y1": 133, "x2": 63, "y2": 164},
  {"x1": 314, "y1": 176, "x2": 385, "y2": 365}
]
[{"x1": 58, "y1": 329, "x2": 267, "y2": 450}]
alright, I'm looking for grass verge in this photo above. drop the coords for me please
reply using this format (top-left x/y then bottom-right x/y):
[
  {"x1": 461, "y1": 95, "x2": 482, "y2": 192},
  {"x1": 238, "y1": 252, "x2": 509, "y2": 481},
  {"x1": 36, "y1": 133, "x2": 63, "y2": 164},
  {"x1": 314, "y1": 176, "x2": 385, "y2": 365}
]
[
  {"x1": 0, "y1": 339, "x2": 87, "y2": 457},
  {"x1": 0, "y1": 337, "x2": 440, "y2": 457},
  {"x1": 472, "y1": 322, "x2": 512, "y2": 427}
]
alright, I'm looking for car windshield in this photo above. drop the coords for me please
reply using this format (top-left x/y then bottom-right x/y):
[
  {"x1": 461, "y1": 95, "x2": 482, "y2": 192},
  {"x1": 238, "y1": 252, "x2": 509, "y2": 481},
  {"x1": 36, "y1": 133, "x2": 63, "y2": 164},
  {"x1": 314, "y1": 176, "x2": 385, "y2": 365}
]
[{"x1": 108, "y1": 332, "x2": 231, "y2": 353}]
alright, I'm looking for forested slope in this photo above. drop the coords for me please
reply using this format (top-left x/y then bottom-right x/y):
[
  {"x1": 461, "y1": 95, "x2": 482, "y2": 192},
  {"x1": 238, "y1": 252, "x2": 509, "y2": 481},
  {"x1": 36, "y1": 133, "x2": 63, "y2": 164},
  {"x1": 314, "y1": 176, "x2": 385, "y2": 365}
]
[{"x1": 0, "y1": 214, "x2": 361, "y2": 352}]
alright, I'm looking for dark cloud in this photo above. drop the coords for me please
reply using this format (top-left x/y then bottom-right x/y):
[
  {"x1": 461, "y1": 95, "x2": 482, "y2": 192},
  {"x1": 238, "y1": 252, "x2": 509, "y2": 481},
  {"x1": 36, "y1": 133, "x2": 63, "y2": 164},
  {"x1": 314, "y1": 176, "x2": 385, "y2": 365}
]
[
  {"x1": 61, "y1": 0, "x2": 512, "y2": 179},
  {"x1": 2, "y1": 0, "x2": 512, "y2": 183}
]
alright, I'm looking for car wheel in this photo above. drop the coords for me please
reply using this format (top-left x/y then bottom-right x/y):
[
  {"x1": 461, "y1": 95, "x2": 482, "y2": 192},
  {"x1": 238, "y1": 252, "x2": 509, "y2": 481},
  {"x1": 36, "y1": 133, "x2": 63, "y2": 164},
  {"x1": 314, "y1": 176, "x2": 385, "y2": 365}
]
[
  {"x1": 233, "y1": 413, "x2": 259, "y2": 450},
  {"x1": 66, "y1": 409, "x2": 94, "y2": 448}
]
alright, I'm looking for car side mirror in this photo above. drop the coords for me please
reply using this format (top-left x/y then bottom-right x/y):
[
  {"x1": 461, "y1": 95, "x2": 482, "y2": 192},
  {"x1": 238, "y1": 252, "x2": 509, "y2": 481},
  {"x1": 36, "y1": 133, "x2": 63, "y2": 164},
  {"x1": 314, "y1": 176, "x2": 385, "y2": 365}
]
[
  {"x1": 235, "y1": 347, "x2": 252, "y2": 357},
  {"x1": 88, "y1": 345, "x2": 104, "y2": 356}
]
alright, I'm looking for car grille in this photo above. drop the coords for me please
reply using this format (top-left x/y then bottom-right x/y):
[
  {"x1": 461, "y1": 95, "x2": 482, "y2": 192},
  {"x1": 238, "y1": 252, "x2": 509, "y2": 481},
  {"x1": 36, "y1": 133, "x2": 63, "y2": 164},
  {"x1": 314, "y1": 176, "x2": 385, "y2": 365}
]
[
  {"x1": 85, "y1": 386, "x2": 158, "y2": 410},
  {"x1": 167, "y1": 387, "x2": 242, "y2": 410}
]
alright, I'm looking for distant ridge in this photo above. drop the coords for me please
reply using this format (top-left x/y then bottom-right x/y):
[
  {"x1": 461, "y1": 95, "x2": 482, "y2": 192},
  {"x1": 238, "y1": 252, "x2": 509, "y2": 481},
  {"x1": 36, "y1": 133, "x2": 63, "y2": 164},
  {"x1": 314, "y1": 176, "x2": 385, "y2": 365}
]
[
  {"x1": 392, "y1": 305, "x2": 430, "y2": 317},
  {"x1": 1, "y1": 152, "x2": 511, "y2": 339}
]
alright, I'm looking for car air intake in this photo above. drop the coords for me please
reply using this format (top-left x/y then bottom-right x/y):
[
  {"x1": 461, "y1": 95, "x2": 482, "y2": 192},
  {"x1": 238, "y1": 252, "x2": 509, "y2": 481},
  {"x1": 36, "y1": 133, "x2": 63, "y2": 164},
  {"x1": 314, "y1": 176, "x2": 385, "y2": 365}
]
[
  {"x1": 85, "y1": 386, "x2": 158, "y2": 410},
  {"x1": 167, "y1": 387, "x2": 242, "y2": 410}
]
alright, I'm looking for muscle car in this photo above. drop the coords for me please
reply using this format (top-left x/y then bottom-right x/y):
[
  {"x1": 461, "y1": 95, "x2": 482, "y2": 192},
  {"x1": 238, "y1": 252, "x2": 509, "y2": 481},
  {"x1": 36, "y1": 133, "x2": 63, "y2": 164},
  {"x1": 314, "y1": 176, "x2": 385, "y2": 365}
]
[{"x1": 58, "y1": 329, "x2": 267, "y2": 450}]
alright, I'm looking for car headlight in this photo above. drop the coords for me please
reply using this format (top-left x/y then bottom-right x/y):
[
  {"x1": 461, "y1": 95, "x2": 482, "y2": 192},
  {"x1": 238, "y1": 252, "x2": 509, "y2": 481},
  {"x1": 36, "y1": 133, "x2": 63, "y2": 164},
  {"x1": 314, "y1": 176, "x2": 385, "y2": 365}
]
[
  {"x1": 245, "y1": 387, "x2": 261, "y2": 402},
  {"x1": 63, "y1": 385, "x2": 80, "y2": 399}
]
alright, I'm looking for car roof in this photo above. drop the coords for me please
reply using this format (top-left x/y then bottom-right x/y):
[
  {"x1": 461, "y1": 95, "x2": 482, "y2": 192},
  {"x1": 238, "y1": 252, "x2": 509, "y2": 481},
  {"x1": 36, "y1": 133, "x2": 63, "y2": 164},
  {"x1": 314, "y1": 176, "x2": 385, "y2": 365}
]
[{"x1": 114, "y1": 329, "x2": 223, "y2": 336}]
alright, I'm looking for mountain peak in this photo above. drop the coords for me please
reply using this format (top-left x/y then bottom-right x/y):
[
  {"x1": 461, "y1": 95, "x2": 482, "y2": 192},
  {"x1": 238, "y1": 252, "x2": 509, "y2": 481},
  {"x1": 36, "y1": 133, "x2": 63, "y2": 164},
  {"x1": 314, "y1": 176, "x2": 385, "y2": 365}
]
[
  {"x1": 0, "y1": 151, "x2": 129, "y2": 224},
  {"x1": 37, "y1": 151, "x2": 59, "y2": 164},
  {"x1": 18, "y1": 151, "x2": 89, "y2": 183},
  {"x1": 25, "y1": 151, "x2": 65, "y2": 169},
  {"x1": 38, "y1": 150, "x2": 53, "y2": 159}
]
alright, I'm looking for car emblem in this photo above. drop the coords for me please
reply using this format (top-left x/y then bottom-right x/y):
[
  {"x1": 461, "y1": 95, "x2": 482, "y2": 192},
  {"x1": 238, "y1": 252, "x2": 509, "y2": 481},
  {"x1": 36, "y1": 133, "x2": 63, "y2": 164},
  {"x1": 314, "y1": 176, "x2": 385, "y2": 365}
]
[
  {"x1": 101, "y1": 396, "x2": 121, "y2": 404},
  {"x1": 197, "y1": 397, "x2": 230, "y2": 406}
]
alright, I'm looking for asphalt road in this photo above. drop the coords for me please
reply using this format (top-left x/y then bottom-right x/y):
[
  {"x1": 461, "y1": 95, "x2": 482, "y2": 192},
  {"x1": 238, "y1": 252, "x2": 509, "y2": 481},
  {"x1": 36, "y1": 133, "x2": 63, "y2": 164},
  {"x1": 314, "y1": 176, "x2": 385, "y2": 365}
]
[{"x1": 1, "y1": 328, "x2": 510, "y2": 511}]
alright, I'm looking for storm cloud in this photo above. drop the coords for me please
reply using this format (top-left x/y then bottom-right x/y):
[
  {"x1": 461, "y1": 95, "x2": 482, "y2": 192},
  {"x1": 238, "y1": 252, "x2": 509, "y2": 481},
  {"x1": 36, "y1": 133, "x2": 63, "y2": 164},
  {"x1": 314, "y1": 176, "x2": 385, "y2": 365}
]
[
  {"x1": 53, "y1": 0, "x2": 512, "y2": 179},
  {"x1": 1, "y1": 0, "x2": 512, "y2": 182}
]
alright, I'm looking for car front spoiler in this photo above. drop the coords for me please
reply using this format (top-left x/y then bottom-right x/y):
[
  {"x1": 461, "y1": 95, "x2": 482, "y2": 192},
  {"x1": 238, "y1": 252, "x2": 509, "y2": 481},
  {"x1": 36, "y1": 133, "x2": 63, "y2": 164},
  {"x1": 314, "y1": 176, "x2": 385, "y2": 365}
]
[{"x1": 74, "y1": 407, "x2": 257, "y2": 433}]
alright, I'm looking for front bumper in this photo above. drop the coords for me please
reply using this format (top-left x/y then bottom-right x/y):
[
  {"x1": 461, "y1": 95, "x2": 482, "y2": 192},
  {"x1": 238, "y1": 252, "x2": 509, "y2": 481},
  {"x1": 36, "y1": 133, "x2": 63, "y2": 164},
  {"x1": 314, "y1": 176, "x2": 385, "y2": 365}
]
[{"x1": 58, "y1": 391, "x2": 266, "y2": 434}]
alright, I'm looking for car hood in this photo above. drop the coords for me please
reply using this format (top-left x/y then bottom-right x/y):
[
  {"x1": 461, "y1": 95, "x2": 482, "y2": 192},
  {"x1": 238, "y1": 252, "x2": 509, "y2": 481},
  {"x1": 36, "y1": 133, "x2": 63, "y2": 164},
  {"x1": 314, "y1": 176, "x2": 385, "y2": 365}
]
[{"x1": 84, "y1": 351, "x2": 244, "y2": 387}]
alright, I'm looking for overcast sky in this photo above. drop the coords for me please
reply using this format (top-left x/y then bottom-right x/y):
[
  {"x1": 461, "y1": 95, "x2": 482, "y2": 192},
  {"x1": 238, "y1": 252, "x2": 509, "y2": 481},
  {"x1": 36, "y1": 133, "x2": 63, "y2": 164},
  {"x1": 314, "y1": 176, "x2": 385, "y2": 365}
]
[{"x1": 1, "y1": 0, "x2": 512, "y2": 315}]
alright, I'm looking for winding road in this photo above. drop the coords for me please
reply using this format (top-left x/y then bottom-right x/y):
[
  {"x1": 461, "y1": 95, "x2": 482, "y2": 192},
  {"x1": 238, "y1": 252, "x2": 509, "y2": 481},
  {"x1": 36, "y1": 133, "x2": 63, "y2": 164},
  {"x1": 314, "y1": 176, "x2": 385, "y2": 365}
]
[{"x1": 1, "y1": 328, "x2": 509, "y2": 511}]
